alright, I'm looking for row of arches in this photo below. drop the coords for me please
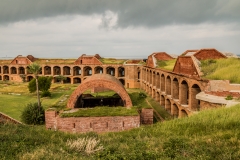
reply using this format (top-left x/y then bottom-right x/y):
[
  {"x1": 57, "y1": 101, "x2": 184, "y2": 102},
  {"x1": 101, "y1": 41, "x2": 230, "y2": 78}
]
[
  {"x1": 142, "y1": 68, "x2": 203, "y2": 117},
  {"x1": 0, "y1": 65, "x2": 125, "y2": 78},
  {"x1": 0, "y1": 74, "x2": 126, "y2": 86}
]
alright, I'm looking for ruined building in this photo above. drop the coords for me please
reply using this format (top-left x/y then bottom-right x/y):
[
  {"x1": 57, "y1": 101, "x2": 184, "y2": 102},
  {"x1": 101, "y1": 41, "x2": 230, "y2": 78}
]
[{"x1": 1, "y1": 48, "x2": 239, "y2": 120}]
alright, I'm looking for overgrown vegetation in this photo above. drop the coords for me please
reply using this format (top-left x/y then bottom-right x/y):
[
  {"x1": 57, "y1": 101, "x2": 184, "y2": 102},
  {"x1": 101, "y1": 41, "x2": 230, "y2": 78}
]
[
  {"x1": 156, "y1": 59, "x2": 176, "y2": 71},
  {"x1": 28, "y1": 76, "x2": 53, "y2": 97},
  {"x1": 99, "y1": 58, "x2": 127, "y2": 64},
  {"x1": 1, "y1": 105, "x2": 240, "y2": 159},
  {"x1": 21, "y1": 103, "x2": 45, "y2": 125},
  {"x1": 201, "y1": 58, "x2": 240, "y2": 83},
  {"x1": 60, "y1": 107, "x2": 139, "y2": 117}
]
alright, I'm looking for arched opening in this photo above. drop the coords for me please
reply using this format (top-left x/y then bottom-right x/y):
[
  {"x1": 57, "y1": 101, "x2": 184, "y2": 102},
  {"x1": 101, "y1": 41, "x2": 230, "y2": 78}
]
[
  {"x1": 3, "y1": 66, "x2": 9, "y2": 74},
  {"x1": 53, "y1": 77, "x2": 61, "y2": 83},
  {"x1": 19, "y1": 67, "x2": 25, "y2": 74},
  {"x1": 3, "y1": 75, "x2": 9, "y2": 81},
  {"x1": 156, "y1": 92, "x2": 160, "y2": 102},
  {"x1": 161, "y1": 74, "x2": 165, "y2": 92},
  {"x1": 27, "y1": 76, "x2": 33, "y2": 82},
  {"x1": 83, "y1": 66, "x2": 92, "y2": 76},
  {"x1": 165, "y1": 99, "x2": 171, "y2": 113},
  {"x1": 106, "y1": 67, "x2": 115, "y2": 76},
  {"x1": 190, "y1": 84, "x2": 201, "y2": 111},
  {"x1": 160, "y1": 95, "x2": 165, "y2": 106},
  {"x1": 44, "y1": 66, "x2": 51, "y2": 75},
  {"x1": 172, "y1": 78, "x2": 179, "y2": 99},
  {"x1": 0, "y1": 76, "x2": 2, "y2": 80},
  {"x1": 152, "y1": 71, "x2": 156, "y2": 86},
  {"x1": 53, "y1": 66, "x2": 61, "y2": 75},
  {"x1": 166, "y1": 76, "x2": 171, "y2": 95},
  {"x1": 63, "y1": 66, "x2": 71, "y2": 75},
  {"x1": 146, "y1": 70, "x2": 149, "y2": 82},
  {"x1": 152, "y1": 89, "x2": 156, "y2": 99},
  {"x1": 67, "y1": 74, "x2": 132, "y2": 108},
  {"x1": 150, "y1": 70, "x2": 152, "y2": 84},
  {"x1": 137, "y1": 67, "x2": 141, "y2": 80},
  {"x1": 180, "y1": 80, "x2": 189, "y2": 105},
  {"x1": 172, "y1": 104, "x2": 179, "y2": 118},
  {"x1": 95, "y1": 66, "x2": 103, "y2": 74},
  {"x1": 73, "y1": 77, "x2": 81, "y2": 84},
  {"x1": 118, "y1": 67, "x2": 125, "y2": 77},
  {"x1": 156, "y1": 73, "x2": 160, "y2": 89},
  {"x1": 180, "y1": 109, "x2": 188, "y2": 118},
  {"x1": 149, "y1": 86, "x2": 152, "y2": 97},
  {"x1": 73, "y1": 66, "x2": 81, "y2": 76},
  {"x1": 119, "y1": 79, "x2": 125, "y2": 86},
  {"x1": 11, "y1": 67, "x2": 17, "y2": 74},
  {"x1": 63, "y1": 77, "x2": 71, "y2": 84}
]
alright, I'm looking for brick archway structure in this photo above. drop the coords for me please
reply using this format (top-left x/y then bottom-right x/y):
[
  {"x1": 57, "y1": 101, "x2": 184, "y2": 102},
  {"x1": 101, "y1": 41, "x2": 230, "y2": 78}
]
[{"x1": 67, "y1": 74, "x2": 132, "y2": 108}]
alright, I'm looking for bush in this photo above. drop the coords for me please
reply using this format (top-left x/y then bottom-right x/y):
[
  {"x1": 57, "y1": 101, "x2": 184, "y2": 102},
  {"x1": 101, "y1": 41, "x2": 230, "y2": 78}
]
[
  {"x1": 41, "y1": 90, "x2": 51, "y2": 97},
  {"x1": 21, "y1": 103, "x2": 45, "y2": 125},
  {"x1": 225, "y1": 95, "x2": 233, "y2": 100}
]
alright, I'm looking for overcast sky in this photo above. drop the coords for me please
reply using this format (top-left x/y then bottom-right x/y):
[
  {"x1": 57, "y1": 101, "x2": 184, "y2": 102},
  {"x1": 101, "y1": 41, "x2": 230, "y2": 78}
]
[{"x1": 0, "y1": 0, "x2": 240, "y2": 59}]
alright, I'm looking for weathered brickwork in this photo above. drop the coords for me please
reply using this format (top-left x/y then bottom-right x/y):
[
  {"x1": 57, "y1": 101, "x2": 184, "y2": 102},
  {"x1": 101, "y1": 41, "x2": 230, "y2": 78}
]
[
  {"x1": 45, "y1": 110, "x2": 140, "y2": 133},
  {"x1": 67, "y1": 74, "x2": 133, "y2": 108},
  {"x1": 173, "y1": 56, "x2": 199, "y2": 78},
  {"x1": 0, "y1": 112, "x2": 22, "y2": 124},
  {"x1": 140, "y1": 108, "x2": 153, "y2": 124}
]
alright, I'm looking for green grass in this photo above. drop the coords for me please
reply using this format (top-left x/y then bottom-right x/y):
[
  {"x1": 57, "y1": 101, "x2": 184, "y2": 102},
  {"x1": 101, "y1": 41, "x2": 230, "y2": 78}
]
[
  {"x1": 0, "y1": 83, "x2": 77, "y2": 121},
  {"x1": 99, "y1": 58, "x2": 127, "y2": 64},
  {"x1": 156, "y1": 59, "x2": 176, "y2": 71},
  {"x1": 0, "y1": 82, "x2": 169, "y2": 122},
  {"x1": 1, "y1": 105, "x2": 240, "y2": 159},
  {"x1": 60, "y1": 107, "x2": 139, "y2": 117},
  {"x1": 146, "y1": 97, "x2": 172, "y2": 120},
  {"x1": 201, "y1": 58, "x2": 240, "y2": 83}
]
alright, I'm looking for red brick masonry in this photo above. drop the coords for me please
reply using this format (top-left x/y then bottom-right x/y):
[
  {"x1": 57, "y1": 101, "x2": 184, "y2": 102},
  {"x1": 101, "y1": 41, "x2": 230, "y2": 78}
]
[{"x1": 45, "y1": 110, "x2": 142, "y2": 133}]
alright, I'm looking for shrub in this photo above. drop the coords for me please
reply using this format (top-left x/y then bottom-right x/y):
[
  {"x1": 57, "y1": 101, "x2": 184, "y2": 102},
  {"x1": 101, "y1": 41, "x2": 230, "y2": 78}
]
[
  {"x1": 21, "y1": 103, "x2": 45, "y2": 125},
  {"x1": 41, "y1": 90, "x2": 51, "y2": 97},
  {"x1": 225, "y1": 95, "x2": 233, "y2": 100}
]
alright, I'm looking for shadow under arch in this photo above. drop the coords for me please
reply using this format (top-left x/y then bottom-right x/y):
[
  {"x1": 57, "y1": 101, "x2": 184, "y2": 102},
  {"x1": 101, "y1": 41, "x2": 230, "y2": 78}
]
[{"x1": 67, "y1": 74, "x2": 132, "y2": 108}]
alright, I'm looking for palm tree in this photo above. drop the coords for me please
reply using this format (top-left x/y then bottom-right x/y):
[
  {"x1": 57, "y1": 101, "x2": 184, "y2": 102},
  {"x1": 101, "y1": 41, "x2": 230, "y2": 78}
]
[{"x1": 28, "y1": 62, "x2": 41, "y2": 109}]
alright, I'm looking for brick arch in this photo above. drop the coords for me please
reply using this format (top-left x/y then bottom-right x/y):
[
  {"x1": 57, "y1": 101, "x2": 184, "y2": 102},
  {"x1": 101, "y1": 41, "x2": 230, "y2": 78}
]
[{"x1": 67, "y1": 74, "x2": 132, "y2": 108}]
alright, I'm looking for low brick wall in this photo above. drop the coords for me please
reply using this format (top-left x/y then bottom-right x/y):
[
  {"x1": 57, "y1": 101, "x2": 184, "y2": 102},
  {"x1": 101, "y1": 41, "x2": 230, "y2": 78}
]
[
  {"x1": 45, "y1": 110, "x2": 141, "y2": 133},
  {"x1": 205, "y1": 91, "x2": 240, "y2": 98},
  {"x1": 140, "y1": 108, "x2": 153, "y2": 124},
  {"x1": 0, "y1": 112, "x2": 22, "y2": 124}
]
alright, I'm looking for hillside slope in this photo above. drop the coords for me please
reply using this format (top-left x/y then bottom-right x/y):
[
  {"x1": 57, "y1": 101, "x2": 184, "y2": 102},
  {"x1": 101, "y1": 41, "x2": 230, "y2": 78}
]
[{"x1": 1, "y1": 105, "x2": 240, "y2": 159}]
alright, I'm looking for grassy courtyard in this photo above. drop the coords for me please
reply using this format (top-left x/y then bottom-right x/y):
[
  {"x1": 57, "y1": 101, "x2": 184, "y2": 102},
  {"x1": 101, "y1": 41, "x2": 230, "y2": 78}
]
[{"x1": 0, "y1": 81, "x2": 169, "y2": 121}]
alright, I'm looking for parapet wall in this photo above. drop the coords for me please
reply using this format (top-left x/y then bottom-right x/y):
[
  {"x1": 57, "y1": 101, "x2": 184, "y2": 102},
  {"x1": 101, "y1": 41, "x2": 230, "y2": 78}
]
[
  {"x1": 0, "y1": 112, "x2": 22, "y2": 124},
  {"x1": 45, "y1": 110, "x2": 143, "y2": 133},
  {"x1": 205, "y1": 80, "x2": 240, "y2": 98}
]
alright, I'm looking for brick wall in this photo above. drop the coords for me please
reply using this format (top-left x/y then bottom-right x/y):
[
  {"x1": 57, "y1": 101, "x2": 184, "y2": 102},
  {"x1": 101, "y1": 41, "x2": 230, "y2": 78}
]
[
  {"x1": 173, "y1": 56, "x2": 198, "y2": 77},
  {"x1": 0, "y1": 112, "x2": 22, "y2": 124},
  {"x1": 140, "y1": 108, "x2": 153, "y2": 124},
  {"x1": 194, "y1": 49, "x2": 226, "y2": 60},
  {"x1": 45, "y1": 110, "x2": 140, "y2": 133},
  {"x1": 205, "y1": 91, "x2": 240, "y2": 98}
]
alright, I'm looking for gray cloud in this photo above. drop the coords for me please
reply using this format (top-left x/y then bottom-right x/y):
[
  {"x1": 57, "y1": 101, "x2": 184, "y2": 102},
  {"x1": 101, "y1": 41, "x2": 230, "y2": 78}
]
[{"x1": 1, "y1": 0, "x2": 240, "y2": 27}]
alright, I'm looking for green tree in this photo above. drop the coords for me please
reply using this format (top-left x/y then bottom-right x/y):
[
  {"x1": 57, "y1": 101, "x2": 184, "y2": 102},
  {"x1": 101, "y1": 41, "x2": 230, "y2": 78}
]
[
  {"x1": 28, "y1": 76, "x2": 52, "y2": 94},
  {"x1": 55, "y1": 75, "x2": 67, "y2": 83},
  {"x1": 28, "y1": 62, "x2": 41, "y2": 108}
]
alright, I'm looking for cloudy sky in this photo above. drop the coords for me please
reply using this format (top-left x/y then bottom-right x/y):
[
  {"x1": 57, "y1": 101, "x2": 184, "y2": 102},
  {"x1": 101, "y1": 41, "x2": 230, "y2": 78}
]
[{"x1": 0, "y1": 0, "x2": 240, "y2": 59}]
